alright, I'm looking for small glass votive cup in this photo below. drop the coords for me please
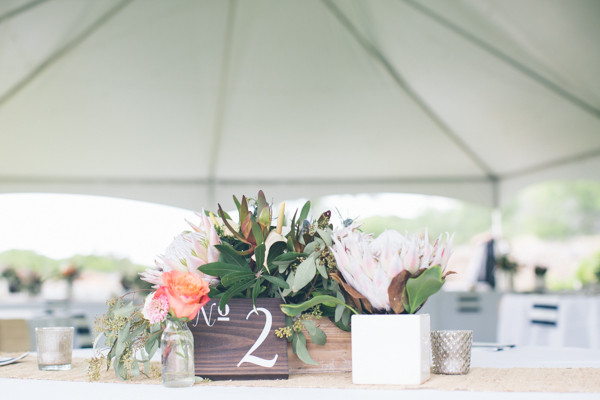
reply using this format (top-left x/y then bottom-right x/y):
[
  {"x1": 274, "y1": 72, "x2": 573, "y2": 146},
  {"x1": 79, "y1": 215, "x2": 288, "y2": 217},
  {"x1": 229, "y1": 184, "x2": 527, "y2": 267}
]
[
  {"x1": 431, "y1": 330, "x2": 473, "y2": 375},
  {"x1": 35, "y1": 327, "x2": 74, "y2": 371}
]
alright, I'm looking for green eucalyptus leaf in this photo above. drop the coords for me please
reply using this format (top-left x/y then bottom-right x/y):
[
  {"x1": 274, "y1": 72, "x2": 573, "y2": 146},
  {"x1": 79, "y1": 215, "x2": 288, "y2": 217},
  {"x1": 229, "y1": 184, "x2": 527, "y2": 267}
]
[
  {"x1": 303, "y1": 241, "x2": 318, "y2": 254},
  {"x1": 298, "y1": 201, "x2": 311, "y2": 223},
  {"x1": 301, "y1": 319, "x2": 327, "y2": 346},
  {"x1": 112, "y1": 303, "x2": 136, "y2": 318},
  {"x1": 403, "y1": 265, "x2": 445, "y2": 314},
  {"x1": 291, "y1": 253, "x2": 317, "y2": 292},
  {"x1": 341, "y1": 308, "x2": 351, "y2": 327},
  {"x1": 292, "y1": 331, "x2": 317, "y2": 366},
  {"x1": 144, "y1": 334, "x2": 159, "y2": 358},
  {"x1": 334, "y1": 303, "x2": 345, "y2": 322},
  {"x1": 130, "y1": 360, "x2": 140, "y2": 378},
  {"x1": 263, "y1": 274, "x2": 289, "y2": 289},
  {"x1": 316, "y1": 261, "x2": 327, "y2": 279},
  {"x1": 272, "y1": 251, "x2": 306, "y2": 265},
  {"x1": 114, "y1": 321, "x2": 130, "y2": 357},
  {"x1": 281, "y1": 270, "x2": 295, "y2": 297},
  {"x1": 316, "y1": 228, "x2": 333, "y2": 246}
]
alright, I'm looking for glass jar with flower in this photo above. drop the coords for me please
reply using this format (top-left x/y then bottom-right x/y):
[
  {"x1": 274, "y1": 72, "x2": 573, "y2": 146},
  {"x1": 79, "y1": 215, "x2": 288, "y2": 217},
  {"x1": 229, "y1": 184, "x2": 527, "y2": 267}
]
[{"x1": 142, "y1": 270, "x2": 210, "y2": 387}]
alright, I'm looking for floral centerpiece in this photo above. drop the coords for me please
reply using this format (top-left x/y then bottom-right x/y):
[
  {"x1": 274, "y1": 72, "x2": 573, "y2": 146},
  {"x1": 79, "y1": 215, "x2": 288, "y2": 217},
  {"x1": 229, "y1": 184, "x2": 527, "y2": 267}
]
[
  {"x1": 89, "y1": 268, "x2": 210, "y2": 386},
  {"x1": 89, "y1": 190, "x2": 454, "y2": 381}
]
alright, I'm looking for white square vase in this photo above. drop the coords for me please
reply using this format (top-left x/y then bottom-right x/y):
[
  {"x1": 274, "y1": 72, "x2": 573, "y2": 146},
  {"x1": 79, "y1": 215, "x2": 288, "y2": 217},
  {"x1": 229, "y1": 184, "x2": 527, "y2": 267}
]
[{"x1": 351, "y1": 313, "x2": 431, "y2": 385}]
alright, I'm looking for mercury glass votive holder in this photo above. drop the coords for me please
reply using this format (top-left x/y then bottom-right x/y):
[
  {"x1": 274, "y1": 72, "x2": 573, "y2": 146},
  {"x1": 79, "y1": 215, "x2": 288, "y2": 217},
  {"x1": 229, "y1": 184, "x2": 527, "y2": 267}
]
[
  {"x1": 35, "y1": 327, "x2": 74, "y2": 371},
  {"x1": 431, "y1": 330, "x2": 472, "y2": 375}
]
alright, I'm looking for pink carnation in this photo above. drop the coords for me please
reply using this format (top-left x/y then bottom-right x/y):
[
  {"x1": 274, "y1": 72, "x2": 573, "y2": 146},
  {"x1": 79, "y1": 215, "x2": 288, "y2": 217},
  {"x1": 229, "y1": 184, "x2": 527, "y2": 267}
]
[{"x1": 142, "y1": 289, "x2": 169, "y2": 324}]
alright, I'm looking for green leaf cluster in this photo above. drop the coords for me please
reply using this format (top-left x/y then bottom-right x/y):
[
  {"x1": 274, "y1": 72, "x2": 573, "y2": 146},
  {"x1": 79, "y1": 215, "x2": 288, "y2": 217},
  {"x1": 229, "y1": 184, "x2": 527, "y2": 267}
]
[
  {"x1": 90, "y1": 294, "x2": 162, "y2": 381},
  {"x1": 199, "y1": 194, "x2": 357, "y2": 363}
]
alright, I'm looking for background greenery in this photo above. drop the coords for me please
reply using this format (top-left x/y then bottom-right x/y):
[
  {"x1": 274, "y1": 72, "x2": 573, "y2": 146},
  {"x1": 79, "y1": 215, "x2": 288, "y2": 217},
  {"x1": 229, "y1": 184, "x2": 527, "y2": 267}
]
[{"x1": 3, "y1": 180, "x2": 600, "y2": 291}]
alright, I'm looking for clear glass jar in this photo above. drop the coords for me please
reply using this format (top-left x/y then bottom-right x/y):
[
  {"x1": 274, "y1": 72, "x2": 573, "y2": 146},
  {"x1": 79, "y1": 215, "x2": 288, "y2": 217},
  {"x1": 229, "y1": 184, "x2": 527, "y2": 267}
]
[{"x1": 161, "y1": 318, "x2": 195, "y2": 387}]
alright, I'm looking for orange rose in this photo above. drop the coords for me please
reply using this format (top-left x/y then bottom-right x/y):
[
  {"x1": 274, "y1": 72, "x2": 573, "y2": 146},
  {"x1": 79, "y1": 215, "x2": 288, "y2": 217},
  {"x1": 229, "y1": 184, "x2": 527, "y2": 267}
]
[{"x1": 162, "y1": 270, "x2": 210, "y2": 320}]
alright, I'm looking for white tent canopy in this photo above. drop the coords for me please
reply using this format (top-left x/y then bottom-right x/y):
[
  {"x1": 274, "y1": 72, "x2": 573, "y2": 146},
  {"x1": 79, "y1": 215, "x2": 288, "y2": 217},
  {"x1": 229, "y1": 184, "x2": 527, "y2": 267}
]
[{"x1": 1, "y1": 0, "x2": 599, "y2": 210}]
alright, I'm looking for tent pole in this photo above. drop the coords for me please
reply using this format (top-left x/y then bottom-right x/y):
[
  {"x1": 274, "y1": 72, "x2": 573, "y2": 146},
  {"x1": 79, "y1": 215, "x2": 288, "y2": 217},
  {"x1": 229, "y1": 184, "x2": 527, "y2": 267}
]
[
  {"x1": 0, "y1": 0, "x2": 133, "y2": 109},
  {"x1": 207, "y1": 0, "x2": 238, "y2": 202},
  {"x1": 322, "y1": 0, "x2": 495, "y2": 180},
  {"x1": 402, "y1": 0, "x2": 600, "y2": 121},
  {"x1": 0, "y1": 0, "x2": 51, "y2": 25}
]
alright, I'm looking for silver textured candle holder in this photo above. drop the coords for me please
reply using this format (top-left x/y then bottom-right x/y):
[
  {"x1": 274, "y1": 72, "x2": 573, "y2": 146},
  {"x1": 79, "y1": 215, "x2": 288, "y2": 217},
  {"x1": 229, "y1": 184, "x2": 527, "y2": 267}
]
[
  {"x1": 35, "y1": 327, "x2": 74, "y2": 371},
  {"x1": 431, "y1": 330, "x2": 472, "y2": 375}
]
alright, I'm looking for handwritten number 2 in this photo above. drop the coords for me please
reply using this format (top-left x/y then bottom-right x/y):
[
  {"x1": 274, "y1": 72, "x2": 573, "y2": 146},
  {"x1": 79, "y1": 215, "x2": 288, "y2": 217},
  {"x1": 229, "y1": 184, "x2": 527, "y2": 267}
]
[{"x1": 237, "y1": 307, "x2": 278, "y2": 368}]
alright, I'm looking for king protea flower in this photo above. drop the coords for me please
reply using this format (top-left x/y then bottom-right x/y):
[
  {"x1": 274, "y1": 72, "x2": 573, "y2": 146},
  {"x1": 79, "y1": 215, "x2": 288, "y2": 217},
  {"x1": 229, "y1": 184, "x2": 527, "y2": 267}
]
[
  {"x1": 330, "y1": 229, "x2": 453, "y2": 313},
  {"x1": 140, "y1": 211, "x2": 220, "y2": 287}
]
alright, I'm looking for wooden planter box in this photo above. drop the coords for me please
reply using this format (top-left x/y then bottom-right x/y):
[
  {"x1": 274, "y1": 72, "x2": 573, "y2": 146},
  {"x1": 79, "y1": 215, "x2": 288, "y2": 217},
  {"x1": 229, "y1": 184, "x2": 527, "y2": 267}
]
[{"x1": 288, "y1": 318, "x2": 352, "y2": 374}]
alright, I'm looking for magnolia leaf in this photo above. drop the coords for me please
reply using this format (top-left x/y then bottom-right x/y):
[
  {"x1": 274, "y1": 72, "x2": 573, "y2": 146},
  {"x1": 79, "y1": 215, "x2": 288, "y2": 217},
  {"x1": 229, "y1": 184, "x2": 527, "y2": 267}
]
[
  {"x1": 281, "y1": 295, "x2": 357, "y2": 317},
  {"x1": 241, "y1": 213, "x2": 253, "y2": 241},
  {"x1": 258, "y1": 206, "x2": 271, "y2": 228},
  {"x1": 267, "y1": 241, "x2": 288, "y2": 266},
  {"x1": 233, "y1": 195, "x2": 241, "y2": 210},
  {"x1": 388, "y1": 270, "x2": 411, "y2": 314},
  {"x1": 252, "y1": 223, "x2": 264, "y2": 246},
  {"x1": 215, "y1": 243, "x2": 249, "y2": 267},
  {"x1": 220, "y1": 271, "x2": 255, "y2": 287},
  {"x1": 286, "y1": 236, "x2": 295, "y2": 252},
  {"x1": 251, "y1": 278, "x2": 262, "y2": 305},
  {"x1": 219, "y1": 279, "x2": 255, "y2": 311},
  {"x1": 316, "y1": 228, "x2": 333, "y2": 246},
  {"x1": 291, "y1": 253, "x2": 317, "y2": 292},
  {"x1": 403, "y1": 265, "x2": 445, "y2": 314},
  {"x1": 263, "y1": 274, "x2": 289, "y2": 289},
  {"x1": 199, "y1": 261, "x2": 252, "y2": 277},
  {"x1": 330, "y1": 272, "x2": 374, "y2": 314},
  {"x1": 239, "y1": 196, "x2": 249, "y2": 228},
  {"x1": 257, "y1": 190, "x2": 268, "y2": 215},
  {"x1": 302, "y1": 319, "x2": 327, "y2": 345},
  {"x1": 218, "y1": 204, "x2": 248, "y2": 243},
  {"x1": 255, "y1": 243, "x2": 266, "y2": 269},
  {"x1": 298, "y1": 201, "x2": 311, "y2": 223},
  {"x1": 292, "y1": 331, "x2": 317, "y2": 365}
]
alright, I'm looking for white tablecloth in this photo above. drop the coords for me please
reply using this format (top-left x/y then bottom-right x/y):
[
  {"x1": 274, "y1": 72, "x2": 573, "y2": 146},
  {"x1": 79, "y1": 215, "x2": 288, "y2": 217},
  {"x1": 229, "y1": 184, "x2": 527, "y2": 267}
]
[
  {"x1": 1, "y1": 347, "x2": 599, "y2": 399},
  {"x1": 497, "y1": 294, "x2": 600, "y2": 349}
]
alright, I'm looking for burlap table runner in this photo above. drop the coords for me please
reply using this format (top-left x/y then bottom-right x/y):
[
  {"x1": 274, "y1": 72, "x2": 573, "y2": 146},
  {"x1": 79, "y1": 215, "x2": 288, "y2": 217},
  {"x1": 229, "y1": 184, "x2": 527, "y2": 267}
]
[{"x1": 1, "y1": 354, "x2": 599, "y2": 392}]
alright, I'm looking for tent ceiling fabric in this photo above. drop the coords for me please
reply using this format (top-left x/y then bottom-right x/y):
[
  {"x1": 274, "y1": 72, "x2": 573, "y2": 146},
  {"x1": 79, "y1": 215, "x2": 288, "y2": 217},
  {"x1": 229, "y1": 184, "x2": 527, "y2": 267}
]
[{"x1": 1, "y1": 0, "x2": 599, "y2": 210}]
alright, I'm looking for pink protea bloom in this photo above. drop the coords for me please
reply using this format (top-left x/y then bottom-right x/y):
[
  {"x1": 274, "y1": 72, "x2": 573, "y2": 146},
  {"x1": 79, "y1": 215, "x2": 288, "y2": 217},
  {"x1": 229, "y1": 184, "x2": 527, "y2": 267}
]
[
  {"x1": 331, "y1": 228, "x2": 453, "y2": 313},
  {"x1": 140, "y1": 210, "x2": 220, "y2": 287},
  {"x1": 142, "y1": 288, "x2": 170, "y2": 324}
]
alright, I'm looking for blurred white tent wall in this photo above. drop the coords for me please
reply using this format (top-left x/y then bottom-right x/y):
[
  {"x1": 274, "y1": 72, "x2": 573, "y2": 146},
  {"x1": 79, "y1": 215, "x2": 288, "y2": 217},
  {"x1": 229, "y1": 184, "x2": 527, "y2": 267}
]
[{"x1": 1, "y1": 0, "x2": 599, "y2": 210}]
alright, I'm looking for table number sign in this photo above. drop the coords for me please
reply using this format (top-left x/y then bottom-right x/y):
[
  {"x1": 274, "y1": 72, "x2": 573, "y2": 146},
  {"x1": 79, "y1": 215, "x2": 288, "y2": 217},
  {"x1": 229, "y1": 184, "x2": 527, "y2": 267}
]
[{"x1": 189, "y1": 298, "x2": 289, "y2": 380}]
